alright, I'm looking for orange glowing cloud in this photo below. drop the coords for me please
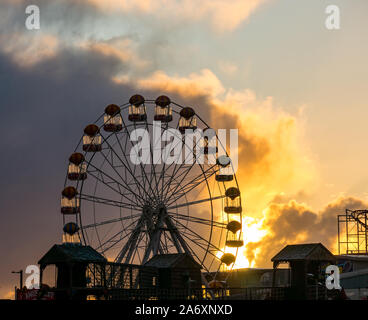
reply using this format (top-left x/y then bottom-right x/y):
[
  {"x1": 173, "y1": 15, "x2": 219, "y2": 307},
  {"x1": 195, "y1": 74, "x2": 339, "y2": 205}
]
[
  {"x1": 136, "y1": 69, "x2": 225, "y2": 97},
  {"x1": 0, "y1": 33, "x2": 59, "y2": 67},
  {"x1": 79, "y1": 38, "x2": 150, "y2": 69},
  {"x1": 133, "y1": 68, "x2": 321, "y2": 268},
  {"x1": 135, "y1": 68, "x2": 317, "y2": 215},
  {"x1": 244, "y1": 196, "x2": 368, "y2": 268}
]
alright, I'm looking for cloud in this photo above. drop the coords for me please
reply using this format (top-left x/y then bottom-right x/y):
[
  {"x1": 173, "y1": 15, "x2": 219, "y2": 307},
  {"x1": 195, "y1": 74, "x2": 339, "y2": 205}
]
[
  {"x1": 218, "y1": 60, "x2": 238, "y2": 76},
  {"x1": 0, "y1": 33, "x2": 59, "y2": 67},
  {"x1": 244, "y1": 196, "x2": 368, "y2": 267},
  {"x1": 79, "y1": 37, "x2": 150, "y2": 70},
  {"x1": 132, "y1": 68, "x2": 326, "y2": 269},
  {"x1": 136, "y1": 69, "x2": 225, "y2": 97},
  {"x1": 1, "y1": 0, "x2": 271, "y2": 34},
  {"x1": 0, "y1": 45, "x2": 137, "y2": 299},
  {"x1": 132, "y1": 68, "x2": 317, "y2": 215},
  {"x1": 85, "y1": 0, "x2": 270, "y2": 32}
]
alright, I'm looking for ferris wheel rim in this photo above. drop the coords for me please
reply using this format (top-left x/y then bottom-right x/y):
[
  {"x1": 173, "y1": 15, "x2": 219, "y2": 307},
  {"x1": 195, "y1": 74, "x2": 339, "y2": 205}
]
[{"x1": 62, "y1": 96, "x2": 243, "y2": 282}]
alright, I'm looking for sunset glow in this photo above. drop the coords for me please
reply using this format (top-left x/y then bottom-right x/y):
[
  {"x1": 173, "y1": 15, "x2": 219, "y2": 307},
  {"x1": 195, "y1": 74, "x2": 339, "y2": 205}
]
[{"x1": 2, "y1": 0, "x2": 368, "y2": 300}]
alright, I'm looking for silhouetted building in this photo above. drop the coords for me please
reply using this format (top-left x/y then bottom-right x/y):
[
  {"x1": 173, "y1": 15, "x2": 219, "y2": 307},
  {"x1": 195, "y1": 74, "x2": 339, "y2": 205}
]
[
  {"x1": 38, "y1": 243, "x2": 106, "y2": 300},
  {"x1": 272, "y1": 243, "x2": 335, "y2": 299},
  {"x1": 144, "y1": 253, "x2": 202, "y2": 289}
]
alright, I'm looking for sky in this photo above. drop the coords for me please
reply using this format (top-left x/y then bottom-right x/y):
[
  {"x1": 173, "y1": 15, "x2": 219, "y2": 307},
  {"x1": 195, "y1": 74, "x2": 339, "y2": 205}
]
[{"x1": 1, "y1": 0, "x2": 368, "y2": 298}]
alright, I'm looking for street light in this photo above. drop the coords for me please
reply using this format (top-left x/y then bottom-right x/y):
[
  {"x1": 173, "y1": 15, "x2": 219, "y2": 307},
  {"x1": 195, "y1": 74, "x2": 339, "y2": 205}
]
[{"x1": 11, "y1": 270, "x2": 23, "y2": 289}]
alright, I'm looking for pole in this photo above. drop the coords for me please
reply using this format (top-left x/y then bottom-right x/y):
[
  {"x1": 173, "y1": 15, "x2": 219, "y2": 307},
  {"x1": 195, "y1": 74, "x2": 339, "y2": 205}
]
[{"x1": 11, "y1": 270, "x2": 23, "y2": 289}]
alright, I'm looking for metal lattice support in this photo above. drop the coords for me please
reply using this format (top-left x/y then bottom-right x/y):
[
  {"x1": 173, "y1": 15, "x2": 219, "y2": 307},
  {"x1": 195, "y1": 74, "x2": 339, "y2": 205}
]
[{"x1": 338, "y1": 209, "x2": 368, "y2": 255}]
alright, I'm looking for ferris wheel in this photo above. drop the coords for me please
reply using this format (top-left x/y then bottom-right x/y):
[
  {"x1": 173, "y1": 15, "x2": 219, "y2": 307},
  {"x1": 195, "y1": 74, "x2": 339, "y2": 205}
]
[{"x1": 61, "y1": 95, "x2": 243, "y2": 285}]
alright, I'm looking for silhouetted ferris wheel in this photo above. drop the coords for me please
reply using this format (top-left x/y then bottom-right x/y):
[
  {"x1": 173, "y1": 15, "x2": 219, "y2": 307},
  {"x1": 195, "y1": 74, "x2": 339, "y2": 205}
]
[{"x1": 61, "y1": 94, "x2": 243, "y2": 285}]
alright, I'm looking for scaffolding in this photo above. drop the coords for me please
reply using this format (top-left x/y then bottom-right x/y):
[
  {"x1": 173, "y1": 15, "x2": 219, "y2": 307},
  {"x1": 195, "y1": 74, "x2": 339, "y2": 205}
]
[{"x1": 338, "y1": 209, "x2": 368, "y2": 255}]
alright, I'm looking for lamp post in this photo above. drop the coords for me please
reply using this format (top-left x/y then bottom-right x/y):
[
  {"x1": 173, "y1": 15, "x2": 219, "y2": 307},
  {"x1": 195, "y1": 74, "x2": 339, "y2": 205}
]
[{"x1": 11, "y1": 270, "x2": 23, "y2": 289}]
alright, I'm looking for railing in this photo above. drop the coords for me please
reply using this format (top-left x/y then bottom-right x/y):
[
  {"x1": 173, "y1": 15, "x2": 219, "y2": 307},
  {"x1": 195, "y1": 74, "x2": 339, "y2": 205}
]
[
  {"x1": 43, "y1": 286, "x2": 342, "y2": 300},
  {"x1": 306, "y1": 285, "x2": 328, "y2": 300},
  {"x1": 106, "y1": 287, "x2": 289, "y2": 300}
]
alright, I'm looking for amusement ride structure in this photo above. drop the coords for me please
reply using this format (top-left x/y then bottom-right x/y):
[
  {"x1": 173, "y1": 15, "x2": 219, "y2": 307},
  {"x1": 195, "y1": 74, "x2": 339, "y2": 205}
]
[
  {"x1": 60, "y1": 95, "x2": 244, "y2": 288},
  {"x1": 338, "y1": 209, "x2": 368, "y2": 255}
]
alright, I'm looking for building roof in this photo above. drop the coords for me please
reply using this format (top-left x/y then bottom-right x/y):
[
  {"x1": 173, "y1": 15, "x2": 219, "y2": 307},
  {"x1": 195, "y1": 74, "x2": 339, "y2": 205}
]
[
  {"x1": 144, "y1": 253, "x2": 202, "y2": 269},
  {"x1": 271, "y1": 243, "x2": 335, "y2": 263},
  {"x1": 38, "y1": 243, "x2": 107, "y2": 265}
]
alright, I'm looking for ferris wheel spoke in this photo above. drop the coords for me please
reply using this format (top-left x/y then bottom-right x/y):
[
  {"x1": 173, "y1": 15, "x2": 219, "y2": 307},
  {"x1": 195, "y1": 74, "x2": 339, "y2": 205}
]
[
  {"x1": 164, "y1": 214, "x2": 197, "y2": 256},
  {"x1": 180, "y1": 231, "x2": 221, "y2": 261},
  {"x1": 178, "y1": 232, "x2": 219, "y2": 273},
  {"x1": 115, "y1": 129, "x2": 136, "y2": 173},
  {"x1": 98, "y1": 230, "x2": 126, "y2": 252},
  {"x1": 123, "y1": 119, "x2": 158, "y2": 202},
  {"x1": 132, "y1": 121, "x2": 155, "y2": 200},
  {"x1": 98, "y1": 138, "x2": 150, "y2": 203},
  {"x1": 171, "y1": 217, "x2": 223, "y2": 254},
  {"x1": 164, "y1": 163, "x2": 217, "y2": 205},
  {"x1": 80, "y1": 194, "x2": 142, "y2": 211},
  {"x1": 165, "y1": 178, "x2": 213, "y2": 207},
  {"x1": 86, "y1": 171, "x2": 142, "y2": 209},
  {"x1": 154, "y1": 120, "x2": 209, "y2": 204},
  {"x1": 180, "y1": 165, "x2": 217, "y2": 191},
  {"x1": 168, "y1": 211, "x2": 226, "y2": 229},
  {"x1": 159, "y1": 126, "x2": 204, "y2": 201},
  {"x1": 87, "y1": 163, "x2": 145, "y2": 206},
  {"x1": 180, "y1": 234, "x2": 211, "y2": 273},
  {"x1": 112, "y1": 131, "x2": 149, "y2": 201},
  {"x1": 160, "y1": 162, "x2": 196, "y2": 196},
  {"x1": 166, "y1": 160, "x2": 217, "y2": 266},
  {"x1": 144, "y1": 119, "x2": 162, "y2": 201},
  {"x1": 181, "y1": 232, "x2": 223, "y2": 264},
  {"x1": 157, "y1": 123, "x2": 183, "y2": 200},
  {"x1": 81, "y1": 213, "x2": 141, "y2": 230},
  {"x1": 100, "y1": 135, "x2": 148, "y2": 202},
  {"x1": 113, "y1": 128, "x2": 154, "y2": 201},
  {"x1": 115, "y1": 214, "x2": 145, "y2": 263},
  {"x1": 98, "y1": 219, "x2": 138, "y2": 252},
  {"x1": 130, "y1": 230, "x2": 146, "y2": 265},
  {"x1": 167, "y1": 195, "x2": 224, "y2": 210},
  {"x1": 165, "y1": 167, "x2": 217, "y2": 206}
]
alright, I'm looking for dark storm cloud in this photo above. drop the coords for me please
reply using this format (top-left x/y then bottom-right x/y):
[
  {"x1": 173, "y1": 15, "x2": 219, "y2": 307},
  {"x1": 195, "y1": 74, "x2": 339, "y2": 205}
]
[{"x1": 0, "y1": 45, "x2": 139, "y2": 296}]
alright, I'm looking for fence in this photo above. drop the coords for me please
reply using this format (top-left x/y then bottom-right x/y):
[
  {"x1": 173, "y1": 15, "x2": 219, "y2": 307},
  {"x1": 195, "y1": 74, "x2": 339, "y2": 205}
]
[{"x1": 106, "y1": 287, "x2": 288, "y2": 300}]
